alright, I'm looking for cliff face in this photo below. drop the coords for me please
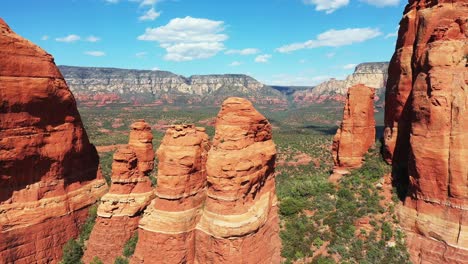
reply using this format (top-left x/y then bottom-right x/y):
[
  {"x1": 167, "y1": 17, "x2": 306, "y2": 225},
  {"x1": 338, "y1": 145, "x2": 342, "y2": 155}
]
[
  {"x1": 293, "y1": 62, "x2": 388, "y2": 104},
  {"x1": 83, "y1": 120, "x2": 155, "y2": 264},
  {"x1": 58, "y1": 66, "x2": 287, "y2": 107},
  {"x1": 131, "y1": 98, "x2": 281, "y2": 263},
  {"x1": 383, "y1": 1, "x2": 468, "y2": 263},
  {"x1": 0, "y1": 19, "x2": 107, "y2": 263},
  {"x1": 332, "y1": 84, "x2": 376, "y2": 174}
]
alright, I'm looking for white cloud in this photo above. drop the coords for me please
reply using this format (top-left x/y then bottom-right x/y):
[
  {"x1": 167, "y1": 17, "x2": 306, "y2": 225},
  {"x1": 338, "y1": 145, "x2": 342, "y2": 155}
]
[
  {"x1": 41, "y1": 35, "x2": 49, "y2": 41},
  {"x1": 360, "y1": 0, "x2": 400, "y2": 7},
  {"x1": 343, "y1": 63, "x2": 357, "y2": 69},
  {"x1": 56, "y1": 34, "x2": 81, "y2": 43},
  {"x1": 303, "y1": 0, "x2": 349, "y2": 14},
  {"x1": 84, "y1": 51, "x2": 106, "y2": 57},
  {"x1": 326, "y1": 52, "x2": 336, "y2": 58},
  {"x1": 151, "y1": 67, "x2": 160, "y2": 71},
  {"x1": 140, "y1": 0, "x2": 157, "y2": 6},
  {"x1": 86, "y1": 35, "x2": 101, "y2": 42},
  {"x1": 229, "y1": 61, "x2": 242, "y2": 66},
  {"x1": 138, "y1": 16, "x2": 227, "y2": 61},
  {"x1": 385, "y1": 32, "x2": 398, "y2": 38},
  {"x1": 299, "y1": 59, "x2": 307, "y2": 63},
  {"x1": 139, "y1": 7, "x2": 160, "y2": 21},
  {"x1": 255, "y1": 54, "x2": 272, "y2": 63},
  {"x1": 136, "y1": 52, "x2": 148, "y2": 58},
  {"x1": 105, "y1": 0, "x2": 119, "y2": 3},
  {"x1": 276, "y1": 27, "x2": 382, "y2": 53},
  {"x1": 225, "y1": 48, "x2": 260, "y2": 55}
]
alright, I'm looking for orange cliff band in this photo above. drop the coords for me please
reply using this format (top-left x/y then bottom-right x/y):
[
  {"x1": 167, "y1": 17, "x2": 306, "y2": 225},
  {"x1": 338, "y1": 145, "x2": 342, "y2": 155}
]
[
  {"x1": 0, "y1": 18, "x2": 107, "y2": 263},
  {"x1": 383, "y1": 1, "x2": 468, "y2": 263}
]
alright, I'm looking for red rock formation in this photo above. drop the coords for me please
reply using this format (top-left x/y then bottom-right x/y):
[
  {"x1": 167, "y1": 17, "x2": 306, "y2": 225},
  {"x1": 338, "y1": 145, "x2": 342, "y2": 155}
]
[
  {"x1": 0, "y1": 18, "x2": 107, "y2": 263},
  {"x1": 83, "y1": 121, "x2": 155, "y2": 263},
  {"x1": 132, "y1": 124, "x2": 210, "y2": 264},
  {"x1": 196, "y1": 97, "x2": 281, "y2": 263},
  {"x1": 383, "y1": 1, "x2": 468, "y2": 263},
  {"x1": 332, "y1": 84, "x2": 376, "y2": 174}
]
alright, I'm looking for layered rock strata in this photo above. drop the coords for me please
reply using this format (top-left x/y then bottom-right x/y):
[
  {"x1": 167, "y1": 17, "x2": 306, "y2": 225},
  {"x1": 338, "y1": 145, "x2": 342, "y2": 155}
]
[
  {"x1": 83, "y1": 120, "x2": 155, "y2": 263},
  {"x1": 0, "y1": 18, "x2": 107, "y2": 263},
  {"x1": 383, "y1": 1, "x2": 468, "y2": 263},
  {"x1": 132, "y1": 125, "x2": 210, "y2": 263},
  {"x1": 195, "y1": 97, "x2": 281, "y2": 263},
  {"x1": 132, "y1": 98, "x2": 281, "y2": 263},
  {"x1": 332, "y1": 84, "x2": 376, "y2": 174}
]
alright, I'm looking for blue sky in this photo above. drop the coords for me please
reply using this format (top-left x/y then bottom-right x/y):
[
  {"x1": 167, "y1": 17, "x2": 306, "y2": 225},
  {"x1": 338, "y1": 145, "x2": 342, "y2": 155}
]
[{"x1": 2, "y1": 0, "x2": 404, "y2": 85}]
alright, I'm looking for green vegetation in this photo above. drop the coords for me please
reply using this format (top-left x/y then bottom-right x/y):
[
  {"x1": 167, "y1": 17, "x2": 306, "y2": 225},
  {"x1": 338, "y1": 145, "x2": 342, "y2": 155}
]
[
  {"x1": 60, "y1": 205, "x2": 98, "y2": 264},
  {"x1": 77, "y1": 103, "x2": 407, "y2": 264},
  {"x1": 90, "y1": 256, "x2": 104, "y2": 264},
  {"x1": 123, "y1": 232, "x2": 138, "y2": 258}
]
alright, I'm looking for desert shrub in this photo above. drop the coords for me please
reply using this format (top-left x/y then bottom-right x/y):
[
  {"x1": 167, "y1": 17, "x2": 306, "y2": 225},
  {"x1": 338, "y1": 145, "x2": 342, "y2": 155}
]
[
  {"x1": 61, "y1": 239, "x2": 83, "y2": 264},
  {"x1": 123, "y1": 231, "x2": 138, "y2": 257},
  {"x1": 90, "y1": 256, "x2": 104, "y2": 264},
  {"x1": 114, "y1": 256, "x2": 129, "y2": 264}
]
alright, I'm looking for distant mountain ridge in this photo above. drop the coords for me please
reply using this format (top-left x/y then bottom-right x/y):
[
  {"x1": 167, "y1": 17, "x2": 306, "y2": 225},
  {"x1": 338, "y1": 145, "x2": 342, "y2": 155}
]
[
  {"x1": 292, "y1": 62, "x2": 389, "y2": 104},
  {"x1": 59, "y1": 65, "x2": 287, "y2": 107}
]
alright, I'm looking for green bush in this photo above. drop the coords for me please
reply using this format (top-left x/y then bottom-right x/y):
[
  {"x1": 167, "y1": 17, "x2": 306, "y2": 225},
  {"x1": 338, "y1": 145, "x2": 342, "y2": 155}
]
[
  {"x1": 115, "y1": 256, "x2": 129, "y2": 264},
  {"x1": 90, "y1": 256, "x2": 104, "y2": 264},
  {"x1": 61, "y1": 239, "x2": 83, "y2": 264},
  {"x1": 123, "y1": 231, "x2": 139, "y2": 257}
]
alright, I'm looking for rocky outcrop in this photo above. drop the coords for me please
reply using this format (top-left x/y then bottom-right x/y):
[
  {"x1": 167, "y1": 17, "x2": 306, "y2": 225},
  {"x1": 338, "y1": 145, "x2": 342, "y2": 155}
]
[
  {"x1": 132, "y1": 125, "x2": 210, "y2": 263},
  {"x1": 332, "y1": 84, "x2": 376, "y2": 174},
  {"x1": 196, "y1": 97, "x2": 281, "y2": 263},
  {"x1": 58, "y1": 66, "x2": 287, "y2": 107},
  {"x1": 383, "y1": 1, "x2": 468, "y2": 263},
  {"x1": 132, "y1": 98, "x2": 281, "y2": 263},
  {"x1": 293, "y1": 62, "x2": 388, "y2": 104},
  {"x1": 83, "y1": 120, "x2": 155, "y2": 264},
  {"x1": 0, "y1": 18, "x2": 107, "y2": 263}
]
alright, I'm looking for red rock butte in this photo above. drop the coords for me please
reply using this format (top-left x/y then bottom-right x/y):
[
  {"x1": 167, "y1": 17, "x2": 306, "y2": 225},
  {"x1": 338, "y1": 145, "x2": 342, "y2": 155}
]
[
  {"x1": 0, "y1": 18, "x2": 107, "y2": 263},
  {"x1": 383, "y1": 1, "x2": 468, "y2": 263},
  {"x1": 332, "y1": 84, "x2": 376, "y2": 174},
  {"x1": 83, "y1": 120, "x2": 155, "y2": 264},
  {"x1": 132, "y1": 98, "x2": 281, "y2": 263}
]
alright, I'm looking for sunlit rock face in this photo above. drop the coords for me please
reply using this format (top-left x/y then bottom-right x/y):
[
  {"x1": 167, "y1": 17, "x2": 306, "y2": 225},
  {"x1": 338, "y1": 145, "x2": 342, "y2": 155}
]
[
  {"x1": 131, "y1": 98, "x2": 281, "y2": 264},
  {"x1": 332, "y1": 84, "x2": 376, "y2": 174},
  {"x1": 83, "y1": 120, "x2": 155, "y2": 264},
  {"x1": 0, "y1": 18, "x2": 107, "y2": 263},
  {"x1": 383, "y1": 1, "x2": 468, "y2": 263}
]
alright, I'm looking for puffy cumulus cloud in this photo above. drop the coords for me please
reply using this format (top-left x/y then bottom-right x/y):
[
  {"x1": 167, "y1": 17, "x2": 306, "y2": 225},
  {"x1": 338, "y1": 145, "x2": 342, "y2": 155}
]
[
  {"x1": 255, "y1": 54, "x2": 272, "y2": 63},
  {"x1": 140, "y1": 0, "x2": 158, "y2": 6},
  {"x1": 360, "y1": 0, "x2": 400, "y2": 7},
  {"x1": 138, "y1": 16, "x2": 227, "y2": 61},
  {"x1": 139, "y1": 7, "x2": 160, "y2": 21},
  {"x1": 229, "y1": 61, "x2": 242, "y2": 66},
  {"x1": 276, "y1": 27, "x2": 381, "y2": 53},
  {"x1": 343, "y1": 63, "x2": 357, "y2": 69},
  {"x1": 84, "y1": 51, "x2": 106, "y2": 57},
  {"x1": 225, "y1": 48, "x2": 260, "y2": 55},
  {"x1": 56, "y1": 34, "x2": 81, "y2": 43},
  {"x1": 303, "y1": 0, "x2": 349, "y2": 14}
]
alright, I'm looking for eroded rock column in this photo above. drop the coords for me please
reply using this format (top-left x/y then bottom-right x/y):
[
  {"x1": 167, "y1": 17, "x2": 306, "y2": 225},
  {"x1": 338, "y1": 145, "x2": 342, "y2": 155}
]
[
  {"x1": 384, "y1": 1, "x2": 468, "y2": 263},
  {"x1": 195, "y1": 97, "x2": 281, "y2": 264},
  {"x1": 332, "y1": 84, "x2": 376, "y2": 175},
  {"x1": 132, "y1": 125, "x2": 210, "y2": 264},
  {"x1": 83, "y1": 121, "x2": 155, "y2": 263}
]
